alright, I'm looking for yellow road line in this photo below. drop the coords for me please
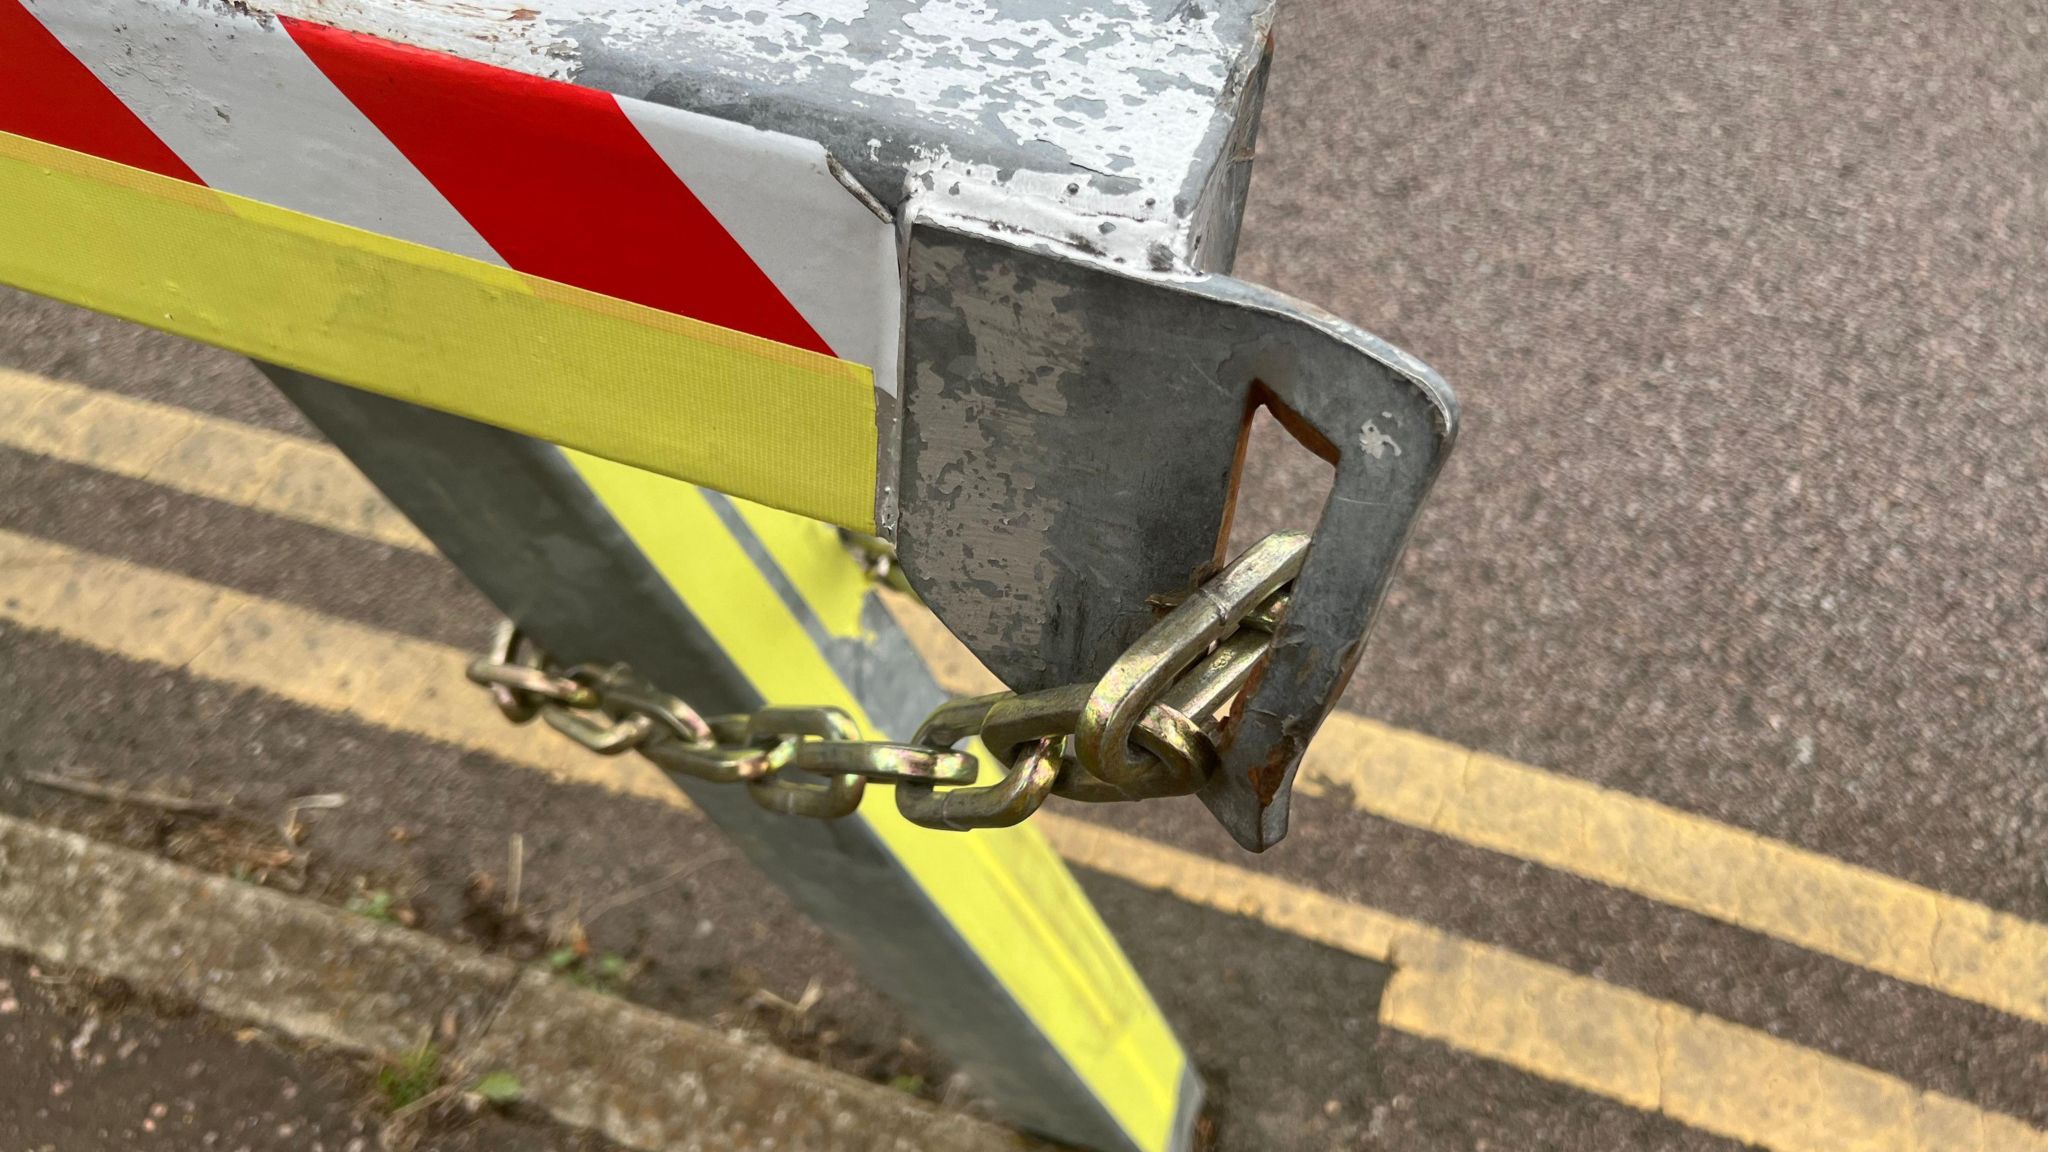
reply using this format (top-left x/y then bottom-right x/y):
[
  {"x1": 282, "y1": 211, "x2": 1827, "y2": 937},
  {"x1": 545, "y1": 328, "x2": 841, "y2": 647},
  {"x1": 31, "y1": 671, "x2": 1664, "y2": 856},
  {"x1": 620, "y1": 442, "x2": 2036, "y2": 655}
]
[
  {"x1": 1294, "y1": 721, "x2": 2048, "y2": 1030},
  {"x1": 6, "y1": 369, "x2": 2047, "y2": 1031},
  {"x1": 2, "y1": 528, "x2": 2041, "y2": 1152},
  {"x1": 879, "y1": 592, "x2": 2048, "y2": 1030},
  {"x1": 0, "y1": 529, "x2": 677, "y2": 807},
  {"x1": 0, "y1": 367, "x2": 429, "y2": 552},
  {"x1": 1049, "y1": 821, "x2": 2048, "y2": 1152}
]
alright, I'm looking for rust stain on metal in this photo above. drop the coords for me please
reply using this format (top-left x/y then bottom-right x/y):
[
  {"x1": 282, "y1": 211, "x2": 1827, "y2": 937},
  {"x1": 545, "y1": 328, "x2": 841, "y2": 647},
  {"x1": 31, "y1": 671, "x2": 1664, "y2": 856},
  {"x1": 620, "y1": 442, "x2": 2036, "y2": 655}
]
[
  {"x1": 1249, "y1": 730, "x2": 1308, "y2": 806},
  {"x1": 1219, "y1": 652, "x2": 1269, "y2": 752},
  {"x1": 1249, "y1": 635, "x2": 1362, "y2": 805}
]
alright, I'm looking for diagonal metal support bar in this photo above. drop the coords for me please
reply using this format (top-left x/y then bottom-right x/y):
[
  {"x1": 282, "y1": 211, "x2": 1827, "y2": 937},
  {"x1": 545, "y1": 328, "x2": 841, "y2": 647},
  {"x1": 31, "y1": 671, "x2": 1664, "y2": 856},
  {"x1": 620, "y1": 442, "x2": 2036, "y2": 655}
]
[{"x1": 269, "y1": 369, "x2": 1200, "y2": 1152}]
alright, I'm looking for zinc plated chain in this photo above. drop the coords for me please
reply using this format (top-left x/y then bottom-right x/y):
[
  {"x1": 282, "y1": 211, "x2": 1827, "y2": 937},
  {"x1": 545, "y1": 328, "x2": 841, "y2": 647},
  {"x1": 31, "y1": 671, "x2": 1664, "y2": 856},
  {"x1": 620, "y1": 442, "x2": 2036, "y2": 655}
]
[{"x1": 466, "y1": 532, "x2": 1306, "y2": 831}]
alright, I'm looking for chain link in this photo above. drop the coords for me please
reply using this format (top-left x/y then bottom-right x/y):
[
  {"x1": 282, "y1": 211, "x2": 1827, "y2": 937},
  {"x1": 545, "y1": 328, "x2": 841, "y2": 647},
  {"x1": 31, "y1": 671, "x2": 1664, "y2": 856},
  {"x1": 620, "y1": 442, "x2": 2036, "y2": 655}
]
[{"x1": 466, "y1": 531, "x2": 1307, "y2": 831}]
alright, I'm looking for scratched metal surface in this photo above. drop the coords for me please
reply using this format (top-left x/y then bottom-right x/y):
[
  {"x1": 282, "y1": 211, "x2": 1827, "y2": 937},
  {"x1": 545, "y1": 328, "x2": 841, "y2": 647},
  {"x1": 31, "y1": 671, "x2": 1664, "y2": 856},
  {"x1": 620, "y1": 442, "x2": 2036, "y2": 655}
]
[
  {"x1": 898, "y1": 223, "x2": 1456, "y2": 848},
  {"x1": 234, "y1": 0, "x2": 1276, "y2": 272}
]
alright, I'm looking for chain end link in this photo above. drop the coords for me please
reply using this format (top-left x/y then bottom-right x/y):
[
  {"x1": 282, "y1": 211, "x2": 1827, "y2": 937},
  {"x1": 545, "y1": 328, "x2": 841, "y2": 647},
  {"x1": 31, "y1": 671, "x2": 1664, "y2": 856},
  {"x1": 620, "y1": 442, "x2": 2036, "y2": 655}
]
[{"x1": 464, "y1": 533, "x2": 1307, "y2": 834}]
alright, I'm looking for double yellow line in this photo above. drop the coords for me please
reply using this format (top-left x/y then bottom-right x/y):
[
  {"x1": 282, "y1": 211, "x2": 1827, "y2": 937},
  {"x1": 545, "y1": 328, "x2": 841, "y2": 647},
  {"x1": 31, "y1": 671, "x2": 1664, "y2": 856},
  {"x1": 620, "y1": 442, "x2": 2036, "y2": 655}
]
[{"x1": 2, "y1": 367, "x2": 2044, "y2": 1152}]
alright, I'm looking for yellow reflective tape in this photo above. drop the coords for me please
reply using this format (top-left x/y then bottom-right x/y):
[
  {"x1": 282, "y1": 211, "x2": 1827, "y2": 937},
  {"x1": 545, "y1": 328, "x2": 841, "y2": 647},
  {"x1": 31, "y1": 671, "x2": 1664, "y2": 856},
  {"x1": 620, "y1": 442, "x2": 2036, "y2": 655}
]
[
  {"x1": 729, "y1": 487, "x2": 1196, "y2": 1139},
  {"x1": 564, "y1": 450, "x2": 1189, "y2": 1152},
  {"x1": 0, "y1": 131, "x2": 878, "y2": 532},
  {"x1": 727, "y1": 498, "x2": 872, "y2": 641}
]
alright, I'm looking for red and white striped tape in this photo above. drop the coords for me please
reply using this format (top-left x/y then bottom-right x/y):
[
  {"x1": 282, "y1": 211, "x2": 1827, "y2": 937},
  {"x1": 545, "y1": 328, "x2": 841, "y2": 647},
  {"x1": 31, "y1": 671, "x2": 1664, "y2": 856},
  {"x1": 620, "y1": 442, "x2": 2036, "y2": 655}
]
[{"x1": 3, "y1": 0, "x2": 902, "y2": 398}]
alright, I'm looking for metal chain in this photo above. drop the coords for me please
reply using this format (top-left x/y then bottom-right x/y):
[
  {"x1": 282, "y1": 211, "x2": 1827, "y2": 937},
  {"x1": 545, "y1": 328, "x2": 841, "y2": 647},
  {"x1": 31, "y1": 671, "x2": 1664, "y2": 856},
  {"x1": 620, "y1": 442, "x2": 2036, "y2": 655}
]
[{"x1": 466, "y1": 531, "x2": 1306, "y2": 831}]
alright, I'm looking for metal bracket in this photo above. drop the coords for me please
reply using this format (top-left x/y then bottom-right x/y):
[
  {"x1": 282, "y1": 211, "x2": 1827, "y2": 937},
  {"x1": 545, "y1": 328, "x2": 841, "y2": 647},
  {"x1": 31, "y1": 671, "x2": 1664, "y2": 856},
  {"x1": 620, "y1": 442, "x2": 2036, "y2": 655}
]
[{"x1": 898, "y1": 220, "x2": 1458, "y2": 850}]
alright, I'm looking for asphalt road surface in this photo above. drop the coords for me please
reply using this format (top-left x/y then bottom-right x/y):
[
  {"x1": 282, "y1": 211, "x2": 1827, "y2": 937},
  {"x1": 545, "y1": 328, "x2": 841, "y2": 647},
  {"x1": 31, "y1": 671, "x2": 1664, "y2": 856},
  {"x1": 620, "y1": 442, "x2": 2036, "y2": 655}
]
[
  {"x1": 1241, "y1": 0, "x2": 2048, "y2": 922},
  {"x1": 2, "y1": 2, "x2": 2045, "y2": 1150}
]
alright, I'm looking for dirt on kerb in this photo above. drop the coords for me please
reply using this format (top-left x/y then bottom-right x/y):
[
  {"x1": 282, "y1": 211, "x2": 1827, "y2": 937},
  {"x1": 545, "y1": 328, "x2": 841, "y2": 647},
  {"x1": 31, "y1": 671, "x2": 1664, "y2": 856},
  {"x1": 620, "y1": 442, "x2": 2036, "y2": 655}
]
[
  {"x1": 3, "y1": 760, "x2": 962, "y2": 1109},
  {"x1": 0, "y1": 949, "x2": 627, "y2": 1152}
]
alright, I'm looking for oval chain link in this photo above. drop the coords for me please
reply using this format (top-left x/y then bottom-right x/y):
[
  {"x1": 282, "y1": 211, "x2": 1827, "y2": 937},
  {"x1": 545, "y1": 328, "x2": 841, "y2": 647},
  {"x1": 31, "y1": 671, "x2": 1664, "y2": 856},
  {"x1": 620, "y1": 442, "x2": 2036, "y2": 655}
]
[{"x1": 464, "y1": 532, "x2": 1308, "y2": 831}]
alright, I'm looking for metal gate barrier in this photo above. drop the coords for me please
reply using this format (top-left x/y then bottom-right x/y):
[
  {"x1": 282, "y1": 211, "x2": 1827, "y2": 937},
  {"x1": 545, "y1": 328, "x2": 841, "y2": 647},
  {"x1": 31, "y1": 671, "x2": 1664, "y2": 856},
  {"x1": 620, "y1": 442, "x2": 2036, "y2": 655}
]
[{"x1": 0, "y1": 2, "x2": 1457, "y2": 1148}]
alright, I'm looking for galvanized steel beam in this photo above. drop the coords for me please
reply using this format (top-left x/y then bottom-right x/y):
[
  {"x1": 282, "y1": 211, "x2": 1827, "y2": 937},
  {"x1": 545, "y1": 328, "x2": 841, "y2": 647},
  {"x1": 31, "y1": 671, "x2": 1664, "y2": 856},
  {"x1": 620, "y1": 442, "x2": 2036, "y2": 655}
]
[{"x1": 270, "y1": 372, "x2": 1201, "y2": 1152}]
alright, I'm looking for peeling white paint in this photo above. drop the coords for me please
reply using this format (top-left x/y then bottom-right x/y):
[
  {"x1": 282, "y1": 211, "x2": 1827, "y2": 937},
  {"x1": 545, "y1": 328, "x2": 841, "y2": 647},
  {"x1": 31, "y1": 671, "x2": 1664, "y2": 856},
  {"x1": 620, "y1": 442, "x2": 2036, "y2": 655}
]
[
  {"x1": 532, "y1": 0, "x2": 1233, "y2": 188},
  {"x1": 844, "y1": 0, "x2": 1231, "y2": 185},
  {"x1": 249, "y1": 0, "x2": 578, "y2": 77},
  {"x1": 540, "y1": 0, "x2": 1235, "y2": 261},
  {"x1": 236, "y1": 0, "x2": 1257, "y2": 265},
  {"x1": 549, "y1": 0, "x2": 869, "y2": 84},
  {"x1": 1357, "y1": 420, "x2": 1403, "y2": 460},
  {"x1": 897, "y1": 144, "x2": 1191, "y2": 267}
]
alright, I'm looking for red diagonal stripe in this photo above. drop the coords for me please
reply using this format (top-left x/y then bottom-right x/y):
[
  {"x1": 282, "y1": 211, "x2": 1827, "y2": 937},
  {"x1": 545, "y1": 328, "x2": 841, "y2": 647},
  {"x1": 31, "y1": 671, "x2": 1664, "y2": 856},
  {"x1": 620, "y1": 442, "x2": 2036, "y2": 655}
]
[
  {"x1": 281, "y1": 18, "x2": 831, "y2": 356},
  {"x1": 0, "y1": 0, "x2": 201, "y2": 182}
]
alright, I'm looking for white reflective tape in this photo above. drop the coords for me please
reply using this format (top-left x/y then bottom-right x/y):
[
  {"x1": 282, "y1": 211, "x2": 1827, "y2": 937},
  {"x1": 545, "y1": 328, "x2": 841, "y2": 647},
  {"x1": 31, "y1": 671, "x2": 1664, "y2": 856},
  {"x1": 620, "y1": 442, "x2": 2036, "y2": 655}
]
[
  {"x1": 619, "y1": 99, "x2": 903, "y2": 396},
  {"x1": 28, "y1": 0, "x2": 504, "y2": 265}
]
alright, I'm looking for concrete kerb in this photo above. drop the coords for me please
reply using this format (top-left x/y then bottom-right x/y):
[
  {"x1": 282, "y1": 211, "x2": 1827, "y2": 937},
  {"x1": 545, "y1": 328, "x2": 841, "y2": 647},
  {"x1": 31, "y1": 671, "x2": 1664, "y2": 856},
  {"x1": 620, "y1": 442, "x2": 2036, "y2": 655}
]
[{"x1": 0, "y1": 813, "x2": 1040, "y2": 1152}]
